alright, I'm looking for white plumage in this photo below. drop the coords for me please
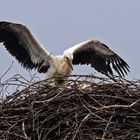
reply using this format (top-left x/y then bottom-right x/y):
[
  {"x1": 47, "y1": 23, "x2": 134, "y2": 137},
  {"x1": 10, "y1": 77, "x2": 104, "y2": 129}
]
[{"x1": 0, "y1": 21, "x2": 130, "y2": 83}]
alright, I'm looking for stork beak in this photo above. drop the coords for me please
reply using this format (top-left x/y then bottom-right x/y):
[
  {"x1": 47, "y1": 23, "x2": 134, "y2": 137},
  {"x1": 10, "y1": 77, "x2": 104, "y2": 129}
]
[{"x1": 68, "y1": 60, "x2": 73, "y2": 70}]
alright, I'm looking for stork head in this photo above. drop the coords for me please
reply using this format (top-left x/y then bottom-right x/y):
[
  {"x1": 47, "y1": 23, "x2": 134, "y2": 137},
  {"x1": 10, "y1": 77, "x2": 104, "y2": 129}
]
[{"x1": 63, "y1": 52, "x2": 73, "y2": 70}]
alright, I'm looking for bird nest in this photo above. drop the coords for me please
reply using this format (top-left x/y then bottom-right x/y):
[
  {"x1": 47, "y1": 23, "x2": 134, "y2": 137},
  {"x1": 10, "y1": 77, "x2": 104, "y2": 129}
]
[{"x1": 0, "y1": 75, "x2": 140, "y2": 140}]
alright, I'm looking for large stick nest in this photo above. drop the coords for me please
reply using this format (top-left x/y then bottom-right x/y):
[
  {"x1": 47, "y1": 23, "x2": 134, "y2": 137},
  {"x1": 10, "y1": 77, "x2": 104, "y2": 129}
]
[{"x1": 0, "y1": 75, "x2": 140, "y2": 140}]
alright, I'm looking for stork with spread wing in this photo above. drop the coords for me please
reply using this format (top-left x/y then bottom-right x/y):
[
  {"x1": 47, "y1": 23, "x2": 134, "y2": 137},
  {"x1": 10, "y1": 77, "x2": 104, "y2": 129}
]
[{"x1": 0, "y1": 21, "x2": 130, "y2": 82}]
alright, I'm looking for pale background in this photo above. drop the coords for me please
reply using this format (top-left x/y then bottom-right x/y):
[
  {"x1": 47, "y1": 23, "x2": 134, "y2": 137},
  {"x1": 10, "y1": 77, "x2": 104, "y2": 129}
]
[{"x1": 0, "y1": 0, "x2": 140, "y2": 81}]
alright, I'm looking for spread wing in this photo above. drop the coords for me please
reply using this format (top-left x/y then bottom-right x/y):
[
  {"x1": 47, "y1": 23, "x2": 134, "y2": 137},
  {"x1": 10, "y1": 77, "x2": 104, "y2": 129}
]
[
  {"x1": 0, "y1": 21, "x2": 54, "y2": 73},
  {"x1": 64, "y1": 39, "x2": 130, "y2": 77}
]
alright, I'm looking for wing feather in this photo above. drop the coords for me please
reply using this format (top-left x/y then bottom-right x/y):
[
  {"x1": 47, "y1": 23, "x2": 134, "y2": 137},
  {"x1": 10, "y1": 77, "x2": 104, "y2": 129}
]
[
  {"x1": 65, "y1": 39, "x2": 130, "y2": 77},
  {"x1": 0, "y1": 21, "x2": 54, "y2": 73}
]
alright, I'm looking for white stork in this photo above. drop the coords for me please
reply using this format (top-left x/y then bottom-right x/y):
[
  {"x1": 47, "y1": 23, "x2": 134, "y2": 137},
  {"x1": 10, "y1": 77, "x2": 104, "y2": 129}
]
[{"x1": 0, "y1": 21, "x2": 130, "y2": 83}]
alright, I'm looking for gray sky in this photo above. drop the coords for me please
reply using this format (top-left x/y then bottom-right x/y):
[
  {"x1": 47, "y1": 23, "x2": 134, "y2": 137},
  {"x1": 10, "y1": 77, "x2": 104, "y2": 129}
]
[{"x1": 0, "y1": 0, "x2": 140, "y2": 81}]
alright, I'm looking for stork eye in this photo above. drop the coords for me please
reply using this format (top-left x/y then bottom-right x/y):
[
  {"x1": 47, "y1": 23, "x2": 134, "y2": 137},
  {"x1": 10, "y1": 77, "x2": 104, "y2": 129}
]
[{"x1": 65, "y1": 57, "x2": 69, "y2": 61}]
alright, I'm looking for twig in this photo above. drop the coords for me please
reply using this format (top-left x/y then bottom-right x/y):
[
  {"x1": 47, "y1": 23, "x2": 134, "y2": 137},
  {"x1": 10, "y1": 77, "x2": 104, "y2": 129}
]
[
  {"x1": 0, "y1": 61, "x2": 13, "y2": 82},
  {"x1": 72, "y1": 113, "x2": 90, "y2": 140},
  {"x1": 22, "y1": 121, "x2": 31, "y2": 140},
  {"x1": 101, "y1": 111, "x2": 114, "y2": 140}
]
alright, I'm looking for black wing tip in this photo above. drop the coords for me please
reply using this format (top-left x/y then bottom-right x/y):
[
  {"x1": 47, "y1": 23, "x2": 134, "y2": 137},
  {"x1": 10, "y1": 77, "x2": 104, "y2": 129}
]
[
  {"x1": 108, "y1": 54, "x2": 130, "y2": 77},
  {"x1": 118, "y1": 57, "x2": 130, "y2": 76},
  {"x1": 115, "y1": 62, "x2": 130, "y2": 77}
]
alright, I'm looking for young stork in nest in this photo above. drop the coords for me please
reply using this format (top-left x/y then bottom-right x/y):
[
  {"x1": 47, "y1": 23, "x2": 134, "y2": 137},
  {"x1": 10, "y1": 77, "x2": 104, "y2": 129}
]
[{"x1": 0, "y1": 21, "x2": 130, "y2": 84}]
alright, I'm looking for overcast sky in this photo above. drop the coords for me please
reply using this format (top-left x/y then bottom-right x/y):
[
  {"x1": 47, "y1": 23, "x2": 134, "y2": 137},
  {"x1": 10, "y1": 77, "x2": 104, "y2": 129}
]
[{"x1": 0, "y1": 0, "x2": 140, "y2": 81}]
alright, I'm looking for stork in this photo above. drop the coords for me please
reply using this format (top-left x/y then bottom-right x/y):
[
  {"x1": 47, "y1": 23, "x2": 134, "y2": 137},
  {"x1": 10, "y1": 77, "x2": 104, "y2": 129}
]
[{"x1": 0, "y1": 21, "x2": 130, "y2": 83}]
